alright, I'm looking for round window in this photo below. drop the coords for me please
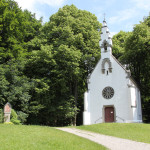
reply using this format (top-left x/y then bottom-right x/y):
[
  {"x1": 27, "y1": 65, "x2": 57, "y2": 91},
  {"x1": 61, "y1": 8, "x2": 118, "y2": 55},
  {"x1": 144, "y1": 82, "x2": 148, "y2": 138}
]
[{"x1": 102, "y1": 86, "x2": 114, "y2": 99}]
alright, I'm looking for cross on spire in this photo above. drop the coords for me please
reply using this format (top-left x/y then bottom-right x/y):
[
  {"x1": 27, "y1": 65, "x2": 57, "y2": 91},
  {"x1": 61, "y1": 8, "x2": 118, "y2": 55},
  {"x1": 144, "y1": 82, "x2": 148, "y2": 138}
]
[{"x1": 104, "y1": 13, "x2": 106, "y2": 21}]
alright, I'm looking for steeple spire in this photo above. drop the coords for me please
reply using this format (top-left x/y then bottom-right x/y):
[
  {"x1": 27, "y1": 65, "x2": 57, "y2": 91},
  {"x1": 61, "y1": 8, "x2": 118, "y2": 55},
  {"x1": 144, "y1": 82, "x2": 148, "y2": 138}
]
[
  {"x1": 99, "y1": 19, "x2": 112, "y2": 58},
  {"x1": 104, "y1": 13, "x2": 106, "y2": 21}
]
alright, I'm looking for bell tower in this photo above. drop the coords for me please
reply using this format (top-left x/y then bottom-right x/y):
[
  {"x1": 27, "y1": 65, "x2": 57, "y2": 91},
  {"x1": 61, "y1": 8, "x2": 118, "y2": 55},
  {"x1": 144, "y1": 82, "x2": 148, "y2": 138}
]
[
  {"x1": 99, "y1": 19, "x2": 112, "y2": 58},
  {"x1": 99, "y1": 19, "x2": 113, "y2": 74}
]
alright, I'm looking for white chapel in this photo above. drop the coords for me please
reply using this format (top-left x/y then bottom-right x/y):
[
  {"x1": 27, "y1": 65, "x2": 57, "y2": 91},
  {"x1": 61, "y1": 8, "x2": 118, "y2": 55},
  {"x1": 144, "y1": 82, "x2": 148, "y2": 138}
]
[{"x1": 83, "y1": 20, "x2": 143, "y2": 125}]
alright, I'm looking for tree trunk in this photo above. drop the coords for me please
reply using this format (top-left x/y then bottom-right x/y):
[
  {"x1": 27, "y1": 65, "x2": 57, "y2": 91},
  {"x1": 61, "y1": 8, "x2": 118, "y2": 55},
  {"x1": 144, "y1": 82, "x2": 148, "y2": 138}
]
[{"x1": 73, "y1": 80, "x2": 78, "y2": 126}]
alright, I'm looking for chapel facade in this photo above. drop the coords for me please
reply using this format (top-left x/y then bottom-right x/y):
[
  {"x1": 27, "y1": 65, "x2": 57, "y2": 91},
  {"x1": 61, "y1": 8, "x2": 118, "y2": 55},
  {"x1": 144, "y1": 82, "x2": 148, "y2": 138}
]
[{"x1": 83, "y1": 20, "x2": 143, "y2": 125}]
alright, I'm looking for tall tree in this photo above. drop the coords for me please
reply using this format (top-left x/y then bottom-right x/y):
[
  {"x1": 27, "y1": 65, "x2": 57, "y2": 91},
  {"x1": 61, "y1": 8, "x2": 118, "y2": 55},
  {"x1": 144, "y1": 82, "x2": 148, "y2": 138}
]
[
  {"x1": 0, "y1": 0, "x2": 42, "y2": 123},
  {"x1": 25, "y1": 5, "x2": 101, "y2": 126},
  {"x1": 112, "y1": 31, "x2": 131, "y2": 60},
  {"x1": 0, "y1": 0, "x2": 42, "y2": 63},
  {"x1": 0, "y1": 59, "x2": 44, "y2": 121}
]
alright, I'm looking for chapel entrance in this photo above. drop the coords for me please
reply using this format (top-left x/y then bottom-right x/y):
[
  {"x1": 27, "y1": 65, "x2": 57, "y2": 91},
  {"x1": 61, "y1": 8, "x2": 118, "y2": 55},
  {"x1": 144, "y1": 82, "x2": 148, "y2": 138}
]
[{"x1": 104, "y1": 106, "x2": 114, "y2": 122}]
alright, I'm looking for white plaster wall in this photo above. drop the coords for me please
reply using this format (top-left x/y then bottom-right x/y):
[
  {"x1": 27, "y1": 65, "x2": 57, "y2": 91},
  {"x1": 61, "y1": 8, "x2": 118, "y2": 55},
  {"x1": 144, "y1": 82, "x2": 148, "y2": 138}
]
[
  {"x1": 86, "y1": 56, "x2": 133, "y2": 124},
  {"x1": 83, "y1": 111, "x2": 90, "y2": 125},
  {"x1": 130, "y1": 86, "x2": 137, "y2": 121},
  {"x1": 137, "y1": 90, "x2": 142, "y2": 121},
  {"x1": 83, "y1": 91, "x2": 91, "y2": 125},
  {"x1": 129, "y1": 80, "x2": 142, "y2": 122}
]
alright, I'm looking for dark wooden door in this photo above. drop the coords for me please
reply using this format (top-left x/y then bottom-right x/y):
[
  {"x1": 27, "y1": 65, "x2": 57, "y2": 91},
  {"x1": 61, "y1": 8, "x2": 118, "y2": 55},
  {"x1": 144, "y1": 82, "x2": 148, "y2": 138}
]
[{"x1": 105, "y1": 107, "x2": 114, "y2": 122}]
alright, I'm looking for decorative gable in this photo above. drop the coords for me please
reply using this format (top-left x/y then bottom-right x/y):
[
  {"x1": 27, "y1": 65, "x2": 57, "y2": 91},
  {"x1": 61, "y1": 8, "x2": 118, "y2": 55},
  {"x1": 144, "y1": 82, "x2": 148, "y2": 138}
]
[{"x1": 101, "y1": 58, "x2": 112, "y2": 74}]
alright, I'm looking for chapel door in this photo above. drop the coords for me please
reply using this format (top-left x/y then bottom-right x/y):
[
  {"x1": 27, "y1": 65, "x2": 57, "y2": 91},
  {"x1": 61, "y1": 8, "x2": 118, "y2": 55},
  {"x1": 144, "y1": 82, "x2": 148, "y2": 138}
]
[{"x1": 105, "y1": 107, "x2": 114, "y2": 122}]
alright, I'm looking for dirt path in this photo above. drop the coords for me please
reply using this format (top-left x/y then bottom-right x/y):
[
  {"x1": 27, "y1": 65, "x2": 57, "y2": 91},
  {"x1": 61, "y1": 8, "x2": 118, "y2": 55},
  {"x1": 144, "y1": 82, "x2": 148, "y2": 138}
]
[{"x1": 57, "y1": 127, "x2": 150, "y2": 150}]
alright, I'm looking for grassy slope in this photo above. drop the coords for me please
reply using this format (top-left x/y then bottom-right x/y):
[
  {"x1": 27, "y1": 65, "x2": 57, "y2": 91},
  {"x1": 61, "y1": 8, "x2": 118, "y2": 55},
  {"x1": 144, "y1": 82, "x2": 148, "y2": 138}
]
[
  {"x1": 76, "y1": 123, "x2": 150, "y2": 144},
  {"x1": 0, "y1": 124, "x2": 106, "y2": 150}
]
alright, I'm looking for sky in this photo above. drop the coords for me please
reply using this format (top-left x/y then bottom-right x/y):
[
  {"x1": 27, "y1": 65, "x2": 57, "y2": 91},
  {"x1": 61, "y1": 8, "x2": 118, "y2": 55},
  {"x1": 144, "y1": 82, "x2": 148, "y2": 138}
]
[{"x1": 15, "y1": 0, "x2": 150, "y2": 36}]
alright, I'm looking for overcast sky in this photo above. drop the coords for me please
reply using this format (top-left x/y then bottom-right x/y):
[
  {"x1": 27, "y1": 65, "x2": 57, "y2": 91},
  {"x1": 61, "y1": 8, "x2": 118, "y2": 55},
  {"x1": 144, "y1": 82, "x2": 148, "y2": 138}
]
[{"x1": 15, "y1": 0, "x2": 150, "y2": 36}]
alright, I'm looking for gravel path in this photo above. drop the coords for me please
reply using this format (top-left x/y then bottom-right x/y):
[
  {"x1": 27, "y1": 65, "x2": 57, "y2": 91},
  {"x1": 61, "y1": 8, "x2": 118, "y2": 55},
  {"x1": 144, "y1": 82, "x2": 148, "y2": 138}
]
[{"x1": 57, "y1": 127, "x2": 150, "y2": 150}]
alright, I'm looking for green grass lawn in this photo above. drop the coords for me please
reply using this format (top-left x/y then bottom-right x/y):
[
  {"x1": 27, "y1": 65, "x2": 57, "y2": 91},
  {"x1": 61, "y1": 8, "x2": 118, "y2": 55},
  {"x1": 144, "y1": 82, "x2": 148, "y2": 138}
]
[
  {"x1": 76, "y1": 123, "x2": 150, "y2": 144},
  {"x1": 0, "y1": 124, "x2": 107, "y2": 150}
]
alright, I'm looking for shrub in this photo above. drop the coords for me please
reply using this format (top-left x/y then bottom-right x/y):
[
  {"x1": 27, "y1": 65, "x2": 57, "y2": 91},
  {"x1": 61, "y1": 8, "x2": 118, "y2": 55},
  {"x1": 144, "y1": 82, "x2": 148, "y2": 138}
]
[
  {"x1": 17, "y1": 111, "x2": 28, "y2": 124},
  {"x1": 10, "y1": 118, "x2": 21, "y2": 125},
  {"x1": 4, "y1": 122, "x2": 14, "y2": 125},
  {"x1": 0, "y1": 109, "x2": 3, "y2": 123},
  {"x1": 10, "y1": 109, "x2": 21, "y2": 125}
]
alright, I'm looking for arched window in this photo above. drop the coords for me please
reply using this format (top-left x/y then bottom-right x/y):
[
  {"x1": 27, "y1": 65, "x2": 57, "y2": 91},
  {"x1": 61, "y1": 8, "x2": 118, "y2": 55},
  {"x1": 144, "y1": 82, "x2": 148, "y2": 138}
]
[
  {"x1": 104, "y1": 42, "x2": 107, "y2": 51},
  {"x1": 101, "y1": 58, "x2": 112, "y2": 74}
]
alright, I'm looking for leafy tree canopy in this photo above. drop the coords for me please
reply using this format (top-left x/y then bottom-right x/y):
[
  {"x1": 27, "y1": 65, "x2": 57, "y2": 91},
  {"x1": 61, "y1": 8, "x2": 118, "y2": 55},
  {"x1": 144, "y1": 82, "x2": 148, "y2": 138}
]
[
  {"x1": 24, "y1": 4, "x2": 101, "y2": 126},
  {"x1": 112, "y1": 31, "x2": 131, "y2": 60},
  {"x1": 0, "y1": 0, "x2": 42, "y2": 63}
]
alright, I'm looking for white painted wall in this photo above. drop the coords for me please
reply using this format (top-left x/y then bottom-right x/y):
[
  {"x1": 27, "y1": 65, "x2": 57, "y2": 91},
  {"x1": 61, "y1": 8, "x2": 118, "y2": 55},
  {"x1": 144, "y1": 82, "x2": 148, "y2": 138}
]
[
  {"x1": 88, "y1": 56, "x2": 130, "y2": 124},
  {"x1": 83, "y1": 56, "x2": 142, "y2": 125},
  {"x1": 128, "y1": 80, "x2": 142, "y2": 122},
  {"x1": 83, "y1": 92, "x2": 91, "y2": 125}
]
